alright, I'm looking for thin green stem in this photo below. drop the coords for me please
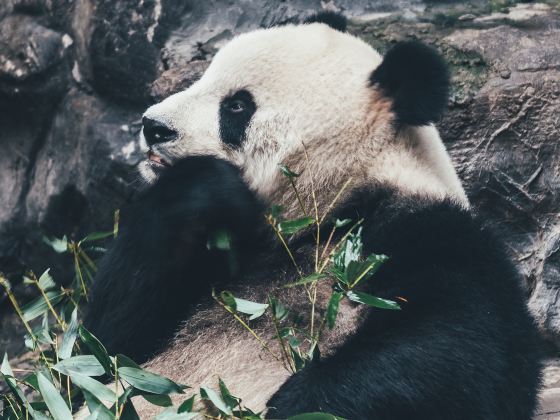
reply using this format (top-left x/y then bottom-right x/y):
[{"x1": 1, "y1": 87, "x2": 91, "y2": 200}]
[
  {"x1": 267, "y1": 215, "x2": 303, "y2": 278},
  {"x1": 0, "y1": 275, "x2": 52, "y2": 368},
  {"x1": 72, "y1": 243, "x2": 88, "y2": 301},
  {"x1": 270, "y1": 302, "x2": 295, "y2": 373},
  {"x1": 289, "y1": 177, "x2": 308, "y2": 217},
  {"x1": 319, "y1": 178, "x2": 353, "y2": 226},
  {"x1": 29, "y1": 271, "x2": 65, "y2": 328}
]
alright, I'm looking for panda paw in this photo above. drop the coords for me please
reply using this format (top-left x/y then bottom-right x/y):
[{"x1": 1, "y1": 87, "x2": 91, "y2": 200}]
[{"x1": 128, "y1": 156, "x2": 263, "y2": 239}]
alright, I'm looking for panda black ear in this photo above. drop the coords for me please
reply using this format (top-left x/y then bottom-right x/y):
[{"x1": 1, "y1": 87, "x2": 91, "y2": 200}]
[
  {"x1": 370, "y1": 41, "x2": 450, "y2": 126},
  {"x1": 304, "y1": 11, "x2": 347, "y2": 32}
]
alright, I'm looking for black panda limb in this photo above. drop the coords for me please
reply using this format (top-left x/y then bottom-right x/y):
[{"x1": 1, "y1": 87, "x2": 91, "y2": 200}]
[
  {"x1": 84, "y1": 156, "x2": 264, "y2": 362},
  {"x1": 267, "y1": 189, "x2": 542, "y2": 419}
]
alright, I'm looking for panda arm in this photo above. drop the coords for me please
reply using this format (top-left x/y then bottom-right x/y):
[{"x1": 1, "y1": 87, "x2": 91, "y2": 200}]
[
  {"x1": 267, "y1": 195, "x2": 540, "y2": 419},
  {"x1": 266, "y1": 271, "x2": 512, "y2": 419},
  {"x1": 84, "y1": 156, "x2": 264, "y2": 363}
]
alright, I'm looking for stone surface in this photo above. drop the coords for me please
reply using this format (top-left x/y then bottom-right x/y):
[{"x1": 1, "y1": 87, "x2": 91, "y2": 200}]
[
  {"x1": 0, "y1": 0, "x2": 559, "y2": 400},
  {"x1": 537, "y1": 358, "x2": 560, "y2": 419}
]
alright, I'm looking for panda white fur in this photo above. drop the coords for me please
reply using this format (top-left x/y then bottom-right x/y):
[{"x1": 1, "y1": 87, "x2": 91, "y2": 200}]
[{"x1": 85, "y1": 12, "x2": 542, "y2": 419}]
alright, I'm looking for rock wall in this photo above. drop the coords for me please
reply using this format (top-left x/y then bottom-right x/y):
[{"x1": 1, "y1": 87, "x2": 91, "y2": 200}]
[{"x1": 1, "y1": 0, "x2": 559, "y2": 345}]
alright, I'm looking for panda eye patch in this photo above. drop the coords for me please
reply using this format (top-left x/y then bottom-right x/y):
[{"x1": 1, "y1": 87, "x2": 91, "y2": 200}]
[{"x1": 219, "y1": 90, "x2": 257, "y2": 149}]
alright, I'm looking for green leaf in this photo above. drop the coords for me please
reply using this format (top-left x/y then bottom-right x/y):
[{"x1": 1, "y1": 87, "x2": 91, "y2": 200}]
[
  {"x1": 143, "y1": 394, "x2": 173, "y2": 407},
  {"x1": 288, "y1": 414, "x2": 344, "y2": 420},
  {"x1": 155, "y1": 408, "x2": 197, "y2": 420},
  {"x1": 278, "y1": 164, "x2": 300, "y2": 178},
  {"x1": 218, "y1": 378, "x2": 240, "y2": 409},
  {"x1": 23, "y1": 372, "x2": 39, "y2": 391},
  {"x1": 270, "y1": 204, "x2": 284, "y2": 220},
  {"x1": 38, "y1": 269, "x2": 56, "y2": 291},
  {"x1": 326, "y1": 292, "x2": 344, "y2": 329},
  {"x1": 207, "y1": 229, "x2": 232, "y2": 251},
  {"x1": 108, "y1": 386, "x2": 138, "y2": 420},
  {"x1": 80, "y1": 231, "x2": 114, "y2": 244},
  {"x1": 233, "y1": 297, "x2": 269, "y2": 320},
  {"x1": 288, "y1": 346, "x2": 306, "y2": 372},
  {"x1": 37, "y1": 372, "x2": 72, "y2": 420},
  {"x1": 71, "y1": 372, "x2": 117, "y2": 402},
  {"x1": 26, "y1": 313, "x2": 54, "y2": 348},
  {"x1": 43, "y1": 235, "x2": 68, "y2": 253},
  {"x1": 54, "y1": 355, "x2": 106, "y2": 376},
  {"x1": 78, "y1": 326, "x2": 113, "y2": 375},
  {"x1": 21, "y1": 291, "x2": 65, "y2": 322},
  {"x1": 269, "y1": 297, "x2": 289, "y2": 321},
  {"x1": 31, "y1": 411, "x2": 51, "y2": 420},
  {"x1": 345, "y1": 254, "x2": 388, "y2": 287},
  {"x1": 200, "y1": 386, "x2": 232, "y2": 415},
  {"x1": 332, "y1": 227, "x2": 363, "y2": 272},
  {"x1": 59, "y1": 307, "x2": 79, "y2": 359},
  {"x1": 1, "y1": 354, "x2": 36, "y2": 416},
  {"x1": 119, "y1": 367, "x2": 185, "y2": 395},
  {"x1": 284, "y1": 272, "x2": 327, "y2": 288},
  {"x1": 346, "y1": 291, "x2": 400, "y2": 310},
  {"x1": 82, "y1": 389, "x2": 115, "y2": 420},
  {"x1": 116, "y1": 354, "x2": 142, "y2": 370},
  {"x1": 335, "y1": 218, "x2": 352, "y2": 228},
  {"x1": 177, "y1": 395, "x2": 195, "y2": 413},
  {"x1": 220, "y1": 291, "x2": 237, "y2": 311},
  {"x1": 86, "y1": 404, "x2": 115, "y2": 420},
  {"x1": 278, "y1": 216, "x2": 315, "y2": 234}
]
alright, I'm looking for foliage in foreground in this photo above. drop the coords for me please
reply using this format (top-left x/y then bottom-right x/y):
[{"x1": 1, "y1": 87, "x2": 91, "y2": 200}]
[{"x1": 0, "y1": 163, "x2": 399, "y2": 419}]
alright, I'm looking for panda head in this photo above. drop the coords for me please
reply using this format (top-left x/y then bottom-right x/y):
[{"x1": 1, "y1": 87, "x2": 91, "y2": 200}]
[{"x1": 140, "y1": 12, "x2": 464, "y2": 213}]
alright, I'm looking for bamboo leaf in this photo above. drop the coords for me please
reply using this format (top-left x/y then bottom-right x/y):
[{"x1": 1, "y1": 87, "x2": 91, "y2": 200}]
[
  {"x1": 143, "y1": 394, "x2": 173, "y2": 407},
  {"x1": 233, "y1": 297, "x2": 269, "y2": 320},
  {"x1": 346, "y1": 291, "x2": 400, "y2": 310},
  {"x1": 38, "y1": 269, "x2": 56, "y2": 291},
  {"x1": 220, "y1": 291, "x2": 237, "y2": 311},
  {"x1": 278, "y1": 164, "x2": 300, "y2": 178},
  {"x1": 334, "y1": 218, "x2": 352, "y2": 228},
  {"x1": 82, "y1": 389, "x2": 115, "y2": 420},
  {"x1": 326, "y1": 292, "x2": 344, "y2": 329},
  {"x1": 278, "y1": 217, "x2": 315, "y2": 234},
  {"x1": 284, "y1": 273, "x2": 327, "y2": 288},
  {"x1": 54, "y1": 355, "x2": 106, "y2": 376},
  {"x1": 59, "y1": 307, "x2": 79, "y2": 359},
  {"x1": 269, "y1": 297, "x2": 289, "y2": 321},
  {"x1": 155, "y1": 408, "x2": 198, "y2": 420},
  {"x1": 80, "y1": 231, "x2": 114, "y2": 244},
  {"x1": 116, "y1": 354, "x2": 142, "y2": 370},
  {"x1": 119, "y1": 367, "x2": 185, "y2": 395},
  {"x1": 200, "y1": 386, "x2": 232, "y2": 415},
  {"x1": 43, "y1": 235, "x2": 68, "y2": 253},
  {"x1": 71, "y1": 371, "x2": 117, "y2": 402},
  {"x1": 218, "y1": 378, "x2": 240, "y2": 409},
  {"x1": 21, "y1": 291, "x2": 65, "y2": 322},
  {"x1": 37, "y1": 372, "x2": 72, "y2": 420},
  {"x1": 177, "y1": 396, "x2": 195, "y2": 413},
  {"x1": 1, "y1": 354, "x2": 36, "y2": 416},
  {"x1": 78, "y1": 326, "x2": 113, "y2": 375}
]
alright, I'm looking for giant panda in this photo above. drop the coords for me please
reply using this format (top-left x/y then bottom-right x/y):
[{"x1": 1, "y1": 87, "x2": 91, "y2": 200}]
[{"x1": 84, "y1": 11, "x2": 542, "y2": 419}]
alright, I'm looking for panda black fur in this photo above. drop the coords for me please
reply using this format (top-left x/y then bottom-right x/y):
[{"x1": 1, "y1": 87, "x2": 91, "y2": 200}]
[{"x1": 85, "y1": 12, "x2": 542, "y2": 419}]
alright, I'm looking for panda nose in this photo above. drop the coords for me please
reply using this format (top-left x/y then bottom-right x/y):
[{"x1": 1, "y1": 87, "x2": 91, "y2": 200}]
[{"x1": 142, "y1": 117, "x2": 178, "y2": 146}]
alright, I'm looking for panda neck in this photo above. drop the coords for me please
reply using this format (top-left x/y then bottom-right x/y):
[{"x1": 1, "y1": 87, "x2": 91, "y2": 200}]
[{"x1": 266, "y1": 134, "x2": 465, "y2": 220}]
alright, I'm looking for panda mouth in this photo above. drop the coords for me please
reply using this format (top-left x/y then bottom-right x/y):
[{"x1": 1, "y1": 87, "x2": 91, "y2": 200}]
[{"x1": 147, "y1": 151, "x2": 171, "y2": 168}]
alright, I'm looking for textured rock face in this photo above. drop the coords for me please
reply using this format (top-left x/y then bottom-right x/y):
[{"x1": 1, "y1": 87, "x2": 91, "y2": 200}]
[{"x1": 0, "y1": 0, "x2": 559, "y2": 352}]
